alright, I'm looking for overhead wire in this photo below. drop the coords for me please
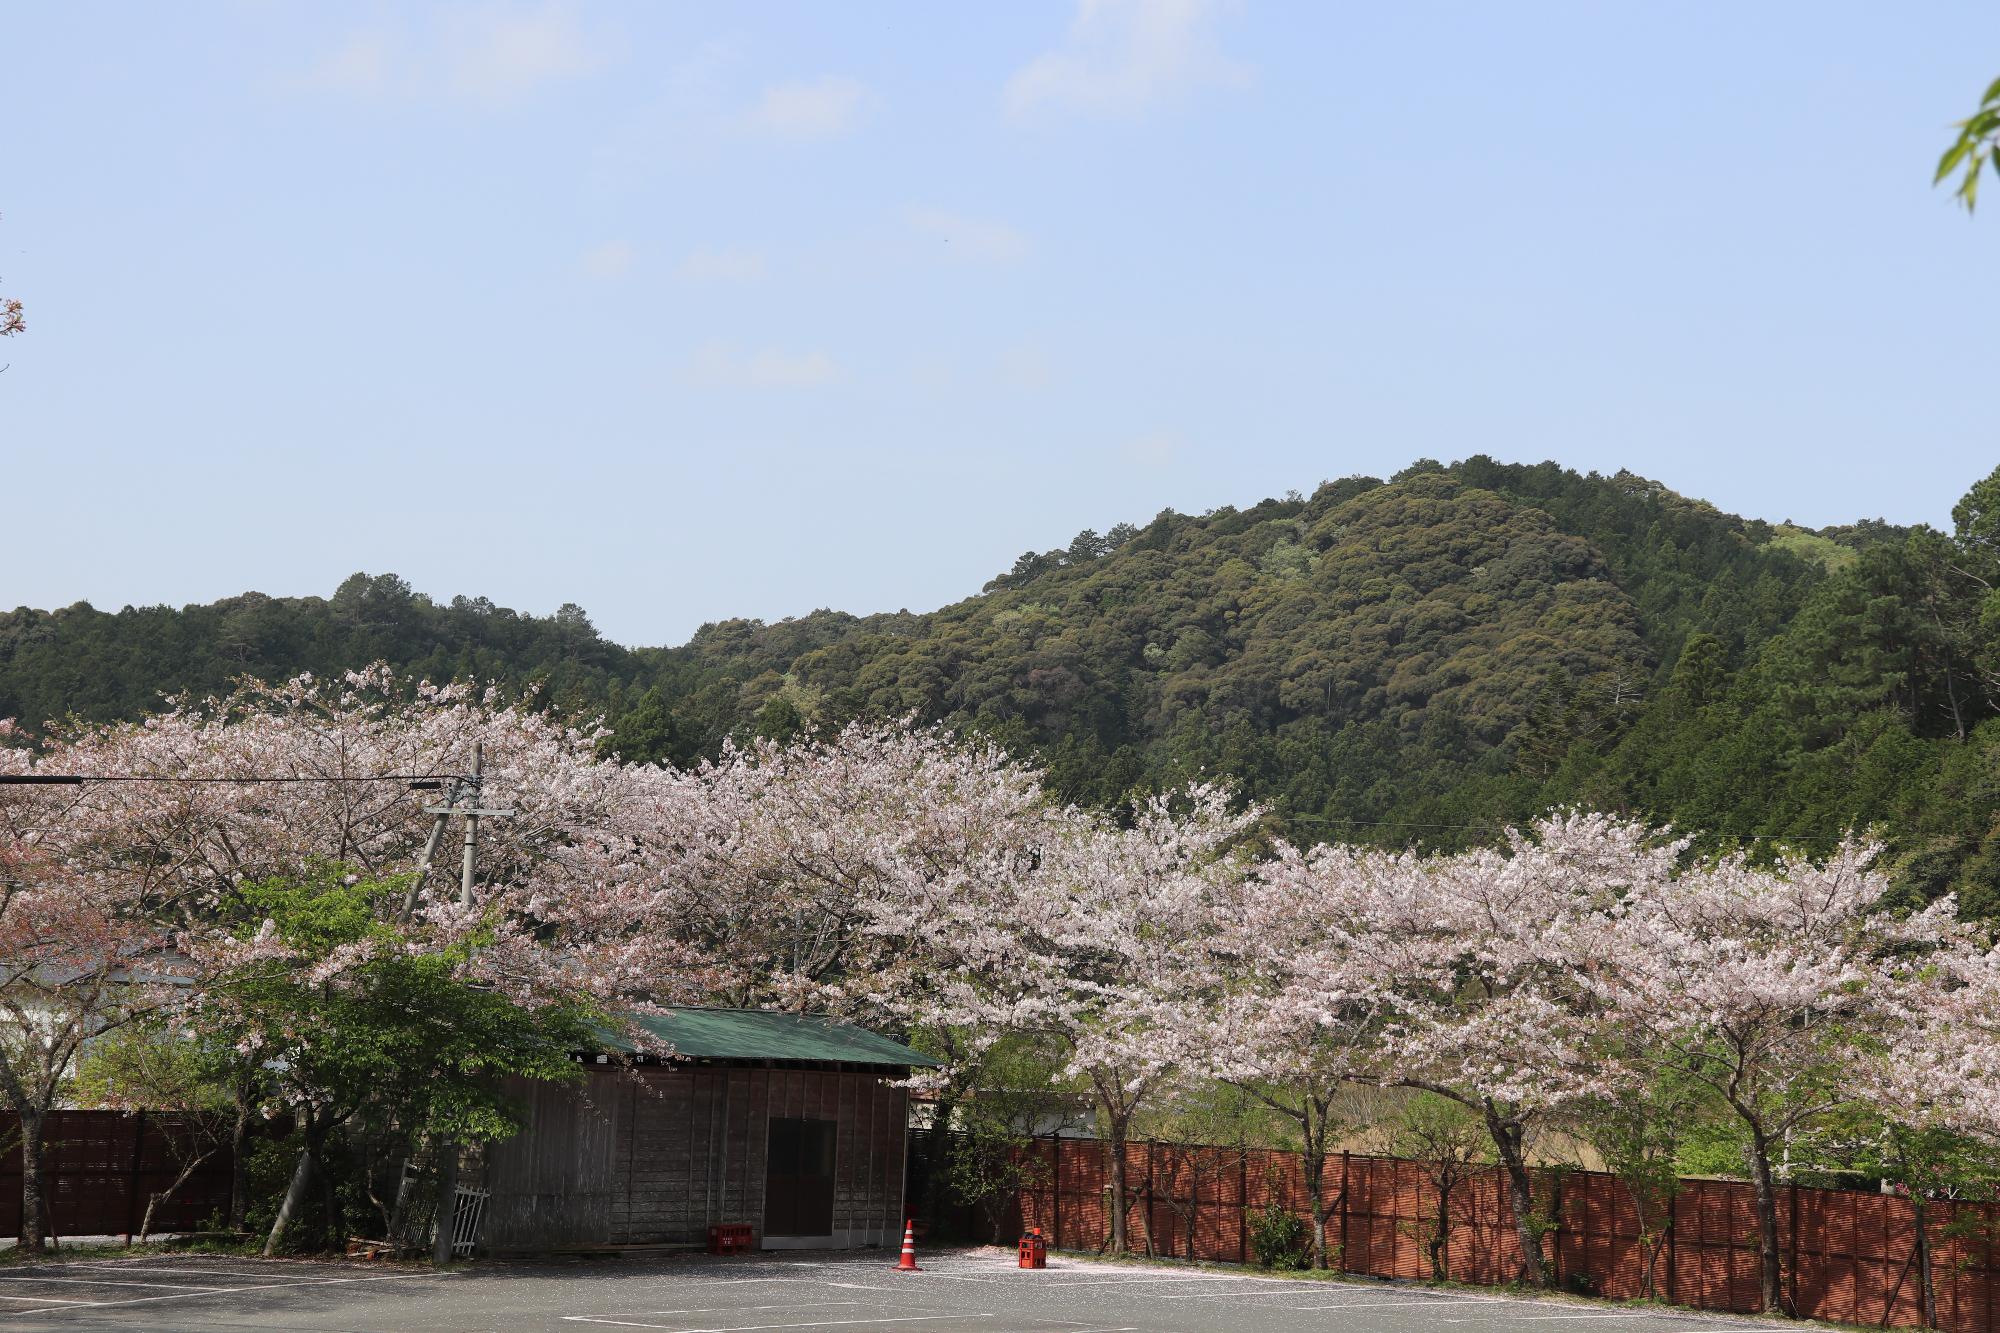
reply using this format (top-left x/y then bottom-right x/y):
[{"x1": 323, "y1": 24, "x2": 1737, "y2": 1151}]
[{"x1": 0, "y1": 773, "x2": 451, "y2": 786}]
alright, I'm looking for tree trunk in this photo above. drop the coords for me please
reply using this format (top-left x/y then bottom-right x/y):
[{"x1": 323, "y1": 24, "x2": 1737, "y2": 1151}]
[
  {"x1": 1483, "y1": 1102, "x2": 1549, "y2": 1288},
  {"x1": 139, "y1": 1151, "x2": 214, "y2": 1243},
  {"x1": 1306, "y1": 1162, "x2": 1328, "y2": 1270},
  {"x1": 1303, "y1": 1096, "x2": 1334, "y2": 1269},
  {"x1": 1105, "y1": 1113, "x2": 1129, "y2": 1256},
  {"x1": 17, "y1": 1106, "x2": 47, "y2": 1255},
  {"x1": 1743, "y1": 1125, "x2": 1785, "y2": 1314},
  {"x1": 1430, "y1": 1182, "x2": 1452, "y2": 1280},
  {"x1": 1637, "y1": 1196, "x2": 1662, "y2": 1301},
  {"x1": 1914, "y1": 1196, "x2": 1936, "y2": 1329},
  {"x1": 264, "y1": 1141, "x2": 317, "y2": 1256},
  {"x1": 228, "y1": 1092, "x2": 254, "y2": 1232}
]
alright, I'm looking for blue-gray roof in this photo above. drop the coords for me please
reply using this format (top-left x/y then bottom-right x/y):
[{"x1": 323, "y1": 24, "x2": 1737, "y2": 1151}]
[{"x1": 601, "y1": 1007, "x2": 940, "y2": 1068}]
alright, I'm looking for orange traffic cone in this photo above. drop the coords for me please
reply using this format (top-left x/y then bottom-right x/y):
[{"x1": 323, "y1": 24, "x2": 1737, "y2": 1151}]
[{"x1": 893, "y1": 1219, "x2": 921, "y2": 1272}]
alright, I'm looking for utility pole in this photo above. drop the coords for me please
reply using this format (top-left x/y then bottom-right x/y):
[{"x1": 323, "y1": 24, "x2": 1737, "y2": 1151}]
[
  {"x1": 404, "y1": 741, "x2": 511, "y2": 919},
  {"x1": 459, "y1": 742, "x2": 484, "y2": 909},
  {"x1": 418, "y1": 742, "x2": 512, "y2": 1264}
]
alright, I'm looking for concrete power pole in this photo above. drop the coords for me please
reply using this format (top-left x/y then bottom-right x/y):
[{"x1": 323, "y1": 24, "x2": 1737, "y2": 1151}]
[
  {"x1": 459, "y1": 742, "x2": 483, "y2": 908},
  {"x1": 425, "y1": 742, "x2": 510, "y2": 1264}
]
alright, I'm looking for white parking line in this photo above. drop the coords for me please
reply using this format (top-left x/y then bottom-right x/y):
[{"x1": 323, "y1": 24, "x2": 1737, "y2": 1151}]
[
  {"x1": 67, "y1": 1263, "x2": 333, "y2": 1280},
  {"x1": 0, "y1": 1296, "x2": 90, "y2": 1306},
  {"x1": 564, "y1": 1315, "x2": 993, "y2": 1333},
  {"x1": 0, "y1": 1269, "x2": 436, "y2": 1319},
  {"x1": 628, "y1": 1305, "x2": 864, "y2": 1317},
  {"x1": 662, "y1": 1278, "x2": 852, "y2": 1288},
  {"x1": 1149, "y1": 1283, "x2": 1380, "y2": 1300},
  {"x1": 0, "y1": 1276, "x2": 227, "y2": 1291},
  {"x1": 1290, "y1": 1297, "x2": 1515, "y2": 1311},
  {"x1": 1058, "y1": 1274, "x2": 1256, "y2": 1283},
  {"x1": 1521, "y1": 1314, "x2": 1661, "y2": 1321}
]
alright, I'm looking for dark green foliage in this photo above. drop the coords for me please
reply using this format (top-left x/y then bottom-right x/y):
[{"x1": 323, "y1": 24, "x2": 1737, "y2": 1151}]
[
  {"x1": 1248, "y1": 1202, "x2": 1309, "y2": 1270},
  {"x1": 5, "y1": 458, "x2": 1996, "y2": 915},
  {"x1": 0, "y1": 572, "x2": 641, "y2": 732},
  {"x1": 223, "y1": 870, "x2": 595, "y2": 1149}
]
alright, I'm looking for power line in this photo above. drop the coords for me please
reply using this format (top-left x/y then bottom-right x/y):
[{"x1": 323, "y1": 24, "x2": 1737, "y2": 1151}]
[{"x1": 0, "y1": 773, "x2": 452, "y2": 787}]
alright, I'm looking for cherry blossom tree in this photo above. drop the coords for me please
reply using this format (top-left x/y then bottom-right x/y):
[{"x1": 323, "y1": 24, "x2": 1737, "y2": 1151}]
[
  {"x1": 1346, "y1": 814, "x2": 1681, "y2": 1288},
  {"x1": 627, "y1": 719, "x2": 1060, "y2": 1225},
  {"x1": 1199, "y1": 842, "x2": 1399, "y2": 1268},
  {"x1": 1866, "y1": 935, "x2": 2000, "y2": 1144},
  {"x1": 0, "y1": 718, "x2": 194, "y2": 1252},
  {"x1": 72, "y1": 1022, "x2": 248, "y2": 1242},
  {"x1": 22, "y1": 669, "x2": 723, "y2": 1015},
  {"x1": 638, "y1": 719, "x2": 1054, "y2": 1019},
  {"x1": 4, "y1": 670, "x2": 728, "y2": 1252},
  {"x1": 966, "y1": 786, "x2": 1255, "y2": 1255},
  {"x1": 1844, "y1": 920, "x2": 2000, "y2": 1328},
  {"x1": 640, "y1": 724, "x2": 1265, "y2": 1256},
  {"x1": 1, "y1": 210, "x2": 22, "y2": 346},
  {"x1": 1613, "y1": 841, "x2": 1957, "y2": 1314},
  {"x1": 0, "y1": 834, "x2": 177, "y2": 1251}
]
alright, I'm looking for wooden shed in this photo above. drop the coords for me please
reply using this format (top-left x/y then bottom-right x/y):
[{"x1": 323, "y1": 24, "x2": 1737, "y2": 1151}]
[{"x1": 480, "y1": 1008, "x2": 936, "y2": 1253}]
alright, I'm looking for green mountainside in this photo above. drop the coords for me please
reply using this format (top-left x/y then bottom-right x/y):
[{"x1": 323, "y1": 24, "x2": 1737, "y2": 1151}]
[{"x1": 5, "y1": 455, "x2": 1995, "y2": 912}]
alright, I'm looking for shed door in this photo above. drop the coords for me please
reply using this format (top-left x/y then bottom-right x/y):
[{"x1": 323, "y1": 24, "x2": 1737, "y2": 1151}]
[{"x1": 764, "y1": 1117, "x2": 837, "y2": 1237}]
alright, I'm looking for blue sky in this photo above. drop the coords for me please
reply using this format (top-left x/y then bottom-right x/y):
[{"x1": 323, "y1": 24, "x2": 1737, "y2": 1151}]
[{"x1": 4, "y1": 2, "x2": 1995, "y2": 646}]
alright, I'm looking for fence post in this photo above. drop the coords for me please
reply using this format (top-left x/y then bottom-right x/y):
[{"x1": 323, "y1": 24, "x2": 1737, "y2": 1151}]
[
  {"x1": 1238, "y1": 1152, "x2": 1248, "y2": 1264},
  {"x1": 1550, "y1": 1169, "x2": 1562, "y2": 1289},
  {"x1": 1339, "y1": 1151, "x2": 1352, "y2": 1273},
  {"x1": 1788, "y1": 1182, "x2": 1800, "y2": 1318},
  {"x1": 122, "y1": 1112, "x2": 146, "y2": 1244},
  {"x1": 1051, "y1": 1135, "x2": 1062, "y2": 1250},
  {"x1": 1984, "y1": 1199, "x2": 1993, "y2": 1333},
  {"x1": 1665, "y1": 1184, "x2": 1678, "y2": 1305},
  {"x1": 1145, "y1": 1140, "x2": 1156, "y2": 1258}
]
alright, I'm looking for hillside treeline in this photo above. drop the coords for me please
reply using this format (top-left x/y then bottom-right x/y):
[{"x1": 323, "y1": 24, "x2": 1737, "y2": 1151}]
[{"x1": 4, "y1": 456, "x2": 1994, "y2": 912}]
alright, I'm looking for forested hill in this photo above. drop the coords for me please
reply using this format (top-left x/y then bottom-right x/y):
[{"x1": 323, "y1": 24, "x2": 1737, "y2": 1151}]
[{"x1": 6, "y1": 456, "x2": 1997, "y2": 914}]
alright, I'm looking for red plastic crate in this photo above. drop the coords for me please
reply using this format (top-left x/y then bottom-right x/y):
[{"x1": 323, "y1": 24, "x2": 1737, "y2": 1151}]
[{"x1": 707, "y1": 1223, "x2": 755, "y2": 1255}]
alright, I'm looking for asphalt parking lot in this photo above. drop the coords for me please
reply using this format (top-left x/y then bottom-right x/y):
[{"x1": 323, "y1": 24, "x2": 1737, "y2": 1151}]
[{"x1": 0, "y1": 1249, "x2": 1774, "y2": 1333}]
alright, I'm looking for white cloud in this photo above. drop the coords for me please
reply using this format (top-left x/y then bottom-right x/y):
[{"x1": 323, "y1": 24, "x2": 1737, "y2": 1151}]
[
  {"x1": 683, "y1": 342, "x2": 840, "y2": 390},
  {"x1": 677, "y1": 247, "x2": 769, "y2": 283},
  {"x1": 747, "y1": 76, "x2": 871, "y2": 141},
  {"x1": 296, "y1": 5, "x2": 599, "y2": 106},
  {"x1": 443, "y1": 5, "x2": 598, "y2": 105},
  {"x1": 996, "y1": 341, "x2": 1055, "y2": 392},
  {"x1": 1120, "y1": 431, "x2": 1183, "y2": 467},
  {"x1": 300, "y1": 30, "x2": 397, "y2": 97},
  {"x1": 1005, "y1": 0, "x2": 1249, "y2": 119},
  {"x1": 910, "y1": 210, "x2": 1028, "y2": 263},
  {"x1": 581, "y1": 240, "x2": 634, "y2": 279}
]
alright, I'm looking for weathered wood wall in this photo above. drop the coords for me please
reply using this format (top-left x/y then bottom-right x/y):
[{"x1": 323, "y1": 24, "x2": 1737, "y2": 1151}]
[{"x1": 482, "y1": 1065, "x2": 907, "y2": 1252}]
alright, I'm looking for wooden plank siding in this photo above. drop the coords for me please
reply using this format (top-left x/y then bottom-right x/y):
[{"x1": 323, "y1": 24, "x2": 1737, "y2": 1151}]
[{"x1": 482, "y1": 1065, "x2": 908, "y2": 1253}]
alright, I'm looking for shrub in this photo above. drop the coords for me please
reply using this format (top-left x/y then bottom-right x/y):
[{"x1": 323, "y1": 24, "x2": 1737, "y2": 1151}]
[{"x1": 1248, "y1": 1204, "x2": 1309, "y2": 1270}]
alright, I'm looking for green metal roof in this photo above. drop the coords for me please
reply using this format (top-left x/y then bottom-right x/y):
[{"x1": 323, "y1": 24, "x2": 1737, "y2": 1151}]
[{"x1": 600, "y1": 1007, "x2": 941, "y2": 1068}]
